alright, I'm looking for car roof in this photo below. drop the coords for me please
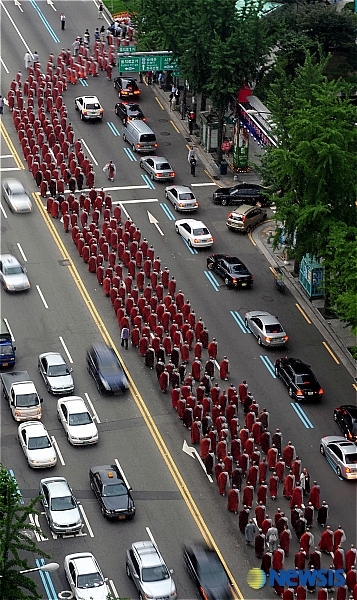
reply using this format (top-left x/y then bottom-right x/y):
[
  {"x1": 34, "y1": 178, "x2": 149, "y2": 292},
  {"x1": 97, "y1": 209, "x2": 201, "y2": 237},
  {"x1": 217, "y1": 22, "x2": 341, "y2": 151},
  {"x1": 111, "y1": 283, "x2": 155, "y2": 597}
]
[
  {"x1": 211, "y1": 254, "x2": 243, "y2": 264},
  {"x1": 169, "y1": 185, "x2": 192, "y2": 193},
  {"x1": 246, "y1": 311, "x2": 276, "y2": 319},
  {"x1": 91, "y1": 465, "x2": 122, "y2": 483},
  {"x1": 2, "y1": 179, "x2": 26, "y2": 190},
  {"x1": 146, "y1": 156, "x2": 169, "y2": 162},
  {"x1": 20, "y1": 421, "x2": 47, "y2": 436},
  {"x1": 41, "y1": 477, "x2": 70, "y2": 496},
  {"x1": 283, "y1": 358, "x2": 312, "y2": 374},
  {"x1": 81, "y1": 95, "x2": 100, "y2": 102},
  {"x1": 176, "y1": 219, "x2": 206, "y2": 227},
  {"x1": 40, "y1": 352, "x2": 66, "y2": 366},
  {"x1": 231, "y1": 204, "x2": 265, "y2": 214},
  {"x1": 59, "y1": 396, "x2": 87, "y2": 413},
  {"x1": 322, "y1": 436, "x2": 357, "y2": 450},
  {"x1": 90, "y1": 343, "x2": 118, "y2": 362},
  {"x1": 133, "y1": 541, "x2": 163, "y2": 567},
  {"x1": 337, "y1": 405, "x2": 357, "y2": 417},
  {"x1": 66, "y1": 553, "x2": 97, "y2": 574},
  {"x1": 0, "y1": 254, "x2": 21, "y2": 266}
]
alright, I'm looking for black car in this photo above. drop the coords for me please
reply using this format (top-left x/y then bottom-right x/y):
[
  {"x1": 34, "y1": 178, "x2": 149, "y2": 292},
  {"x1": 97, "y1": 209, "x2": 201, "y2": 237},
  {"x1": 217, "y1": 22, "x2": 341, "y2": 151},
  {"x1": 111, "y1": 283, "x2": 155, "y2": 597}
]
[
  {"x1": 334, "y1": 405, "x2": 357, "y2": 442},
  {"x1": 89, "y1": 464, "x2": 135, "y2": 520},
  {"x1": 183, "y1": 543, "x2": 233, "y2": 600},
  {"x1": 274, "y1": 357, "x2": 323, "y2": 401},
  {"x1": 206, "y1": 254, "x2": 253, "y2": 289},
  {"x1": 115, "y1": 102, "x2": 146, "y2": 123},
  {"x1": 212, "y1": 183, "x2": 269, "y2": 206},
  {"x1": 113, "y1": 77, "x2": 140, "y2": 99},
  {"x1": 86, "y1": 343, "x2": 129, "y2": 395}
]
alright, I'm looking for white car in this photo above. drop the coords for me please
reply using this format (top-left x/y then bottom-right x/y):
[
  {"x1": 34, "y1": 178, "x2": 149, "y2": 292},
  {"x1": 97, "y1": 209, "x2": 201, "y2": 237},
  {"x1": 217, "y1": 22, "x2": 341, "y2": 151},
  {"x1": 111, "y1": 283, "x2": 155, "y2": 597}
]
[
  {"x1": 38, "y1": 352, "x2": 74, "y2": 395},
  {"x1": 39, "y1": 477, "x2": 83, "y2": 535},
  {"x1": 64, "y1": 552, "x2": 110, "y2": 600},
  {"x1": 2, "y1": 178, "x2": 33, "y2": 213},
  {"x1": 175, "y1": 219, "x2": 213, "y2": 248},
  {"x1": 0, "y1": 254, "x2": 30, "y2": 292},
  {"x1": 165, "y1": 185, "x2": 198, "y2": 212},
  {"x1": 57, "y1": 396, "x2": 98, "y2": 445},
  {"x1": 140, "y1": 156, "x2": 175, "y2": 182},
  {"x1": 18, "y1": 421, "x2": 57, "y2": 468},
  {"x1": 74, "y1": 95, "x2": 103, "y2": 121}
]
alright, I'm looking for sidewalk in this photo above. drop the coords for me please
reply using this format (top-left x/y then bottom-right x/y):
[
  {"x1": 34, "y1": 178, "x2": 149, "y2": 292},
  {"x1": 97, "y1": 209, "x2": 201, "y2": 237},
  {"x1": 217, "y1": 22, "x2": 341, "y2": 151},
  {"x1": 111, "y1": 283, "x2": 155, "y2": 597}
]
[{"x1": 155, "y1": 83, "x2": 357, "y2": 377}]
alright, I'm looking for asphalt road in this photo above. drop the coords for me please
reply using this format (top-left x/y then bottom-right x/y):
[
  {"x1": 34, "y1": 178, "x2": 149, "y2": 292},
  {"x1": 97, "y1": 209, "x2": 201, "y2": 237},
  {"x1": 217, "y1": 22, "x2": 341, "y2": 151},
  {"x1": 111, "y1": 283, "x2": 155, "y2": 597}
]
[{"x1": 1, "y1": 2, "x2": 356, "y2": 599}]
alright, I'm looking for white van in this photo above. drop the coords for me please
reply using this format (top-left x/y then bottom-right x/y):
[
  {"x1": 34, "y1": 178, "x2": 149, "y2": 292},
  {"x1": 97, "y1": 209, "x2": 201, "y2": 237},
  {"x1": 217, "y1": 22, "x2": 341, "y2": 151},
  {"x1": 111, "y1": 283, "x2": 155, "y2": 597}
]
[{"x1": 122, "y1": 120, "x2": 158, "y2": 154}]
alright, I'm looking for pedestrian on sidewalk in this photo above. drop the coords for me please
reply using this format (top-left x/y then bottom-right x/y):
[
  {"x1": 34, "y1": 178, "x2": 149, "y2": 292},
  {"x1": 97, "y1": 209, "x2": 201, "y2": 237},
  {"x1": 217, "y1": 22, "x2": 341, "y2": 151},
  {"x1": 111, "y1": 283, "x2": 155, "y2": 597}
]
[
  {"x1": 100, "y1": 25, "x2": 105, "y2": 42},
  {"x1": 188, "y1": 110, "x2": 195, "y2": 135},
  {"x1": 60, "y1": 13, "x2": 66, "y2": 30},
  {"x1": 170, "y1": 94, "x2": 176, "y2": 112},
  {"x1": 179, "y1": 99, "x2": 186, "y2": 120},
  {"x1": 121, "y1": 326, "x2": 129, "y2": 350},
  {"x1": 33, "y1": 51, "x2": 39, "y2": 64},
  {"x1": 24, "y1": 51, "x2": 32, "y2": 70},
  {"x1": 98, "y1": 2, "x2": 104, "y2": 18},
  {"x1": 188, "y1": 145, "x2": 197, "y2": 163},
  {"x1": 190, "y1": 156, "x2": 196, "y2": 177}
]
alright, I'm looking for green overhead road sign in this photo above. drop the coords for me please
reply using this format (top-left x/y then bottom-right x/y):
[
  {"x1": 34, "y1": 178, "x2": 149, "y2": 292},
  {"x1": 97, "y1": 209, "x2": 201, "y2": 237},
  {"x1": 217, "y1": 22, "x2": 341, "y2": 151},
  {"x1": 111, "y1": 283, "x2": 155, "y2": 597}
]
[
  {"x1": 118, "y1": 54, "x2": 180, "y2": 74},
  {"x1": 118, "y1": 45, "x2": 137, "y2": 53}
]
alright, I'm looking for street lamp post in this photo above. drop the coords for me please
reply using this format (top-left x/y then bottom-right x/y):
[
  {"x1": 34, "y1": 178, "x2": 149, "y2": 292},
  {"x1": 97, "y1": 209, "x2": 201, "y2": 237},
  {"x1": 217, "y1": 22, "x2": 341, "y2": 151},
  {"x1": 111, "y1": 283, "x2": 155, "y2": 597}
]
[{"x1": 0, "y1": 563, "x2": 59, "y2": 577}]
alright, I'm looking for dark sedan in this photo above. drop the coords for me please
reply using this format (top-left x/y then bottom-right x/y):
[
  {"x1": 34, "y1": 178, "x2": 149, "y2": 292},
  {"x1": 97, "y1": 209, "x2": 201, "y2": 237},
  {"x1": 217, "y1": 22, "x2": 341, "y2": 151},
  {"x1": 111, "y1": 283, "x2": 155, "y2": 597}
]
[
  {"x1": 115, "y1": 102, "x2": 146, "y2": 123},
  {"x1": 183, "y1": 543, "x2": 233, "y2": 600},
  {"x1": 113, "y1": 76, "x2": 140, "y2": 99},
  {"x1": 89, "y1": 464, "x2": 135, "y2": 520},
  {"x1": 334, "y1": 405, "x2": 357, "y2": 442},
  {"x1": 274, "y1": 357, "x2": 323, "y2": 401},
  {"x1": 212, "y1": 183, "x2": 269, "y2": 206},
  {"x1": 86, "y1": 343, "x2": 128, "y2": 395},
  {"x1": 206, "y1": 254, "x2": 253, "y2": 289}
]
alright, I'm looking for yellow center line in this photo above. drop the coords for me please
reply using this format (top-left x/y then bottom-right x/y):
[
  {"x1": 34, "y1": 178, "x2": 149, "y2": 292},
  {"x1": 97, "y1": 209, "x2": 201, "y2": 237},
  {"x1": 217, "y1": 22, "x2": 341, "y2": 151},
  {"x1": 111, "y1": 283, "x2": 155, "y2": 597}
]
[
  {"x1": 295, "y1": 303, "x2": 312, "y2": 324},
  {"x1": 170, "y1": 119, "x2": 180, "y2": 133},
  {"x1": 247, "y1": 230, "x2": 256, "y2": 246},
  {"x1": 352, "y1": 384, "x2": 357, "y2": 391},
  {"x1": 155, "y1": 96, "x2": 165, "y2": 110},
  {"x1": 322, "y1": 341, "x2": 340, "y2": 364},
  {"x1": 0, "y1": 121, "x2": 25, "y2": 170},
  {"x1": 33, "y1": 192, "x2": 243, "y2": 600}
]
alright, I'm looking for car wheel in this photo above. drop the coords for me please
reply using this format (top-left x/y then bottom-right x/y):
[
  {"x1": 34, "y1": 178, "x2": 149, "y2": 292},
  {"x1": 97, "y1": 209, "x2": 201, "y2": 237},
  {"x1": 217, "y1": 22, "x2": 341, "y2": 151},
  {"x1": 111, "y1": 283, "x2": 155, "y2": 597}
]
[
  {"x1": 207, "y1": 262, "x2": 214, "y2": 270},
  {"x1": 174, "y1": 203, "x2": 178, "y2": 211},
  {"x1": 165, "y1": 191, "x2": 169, "y2": 199},
  {"x1": 67, "y1": 433, "x2": 72, "y2": 444},
  {"x1": 80, "y1": 112, "x2": 84, "y2": 121},
  {"x1": 96, "y1": 378, "x2": 103, "y2": 394},
  {"x1": 175, "y1": 225, "x2": 180, "y2": 234},
  {"x1": 56, "y1": 411, "x2": 61, "y2": 422},
  {"x1": 150, "y1": 173, "x2": 154, "y2": 181},
  {"x1": 132, "y1": 144, "x2": 136, "y2": 153},
  {"x1": 188, "y1": 239, "x2": 193, "y2": 248},
  {"x1": 126, "y1": 563, "x2": 132, "y2": 579},
  {"x1": 139, "y1": 161, "x2": 144, "y2": 169},
  {"x1": 288, "y1": 387, "x2": 294, "y2": 398},
  {"x1": 123, "y1": 132, "x2": 126, "y2": 141},
  {"x1": 337, "y1": 467, "x2": 342, "y2": 477},
  {"x1": 224, "y1": 277, "x2": 230, "y2": 287},
  {"x1": 319, "y1": 444, "x2": 325, "y2": 456},
  {"x1": 90, "y1": 480, "x2": 95, "y2": 492},
  {"x1": 244, "y1": 318, "x2": 249, "y2": 327},
  {"x1": 122, "y1": 118, "x2": 126, "y2": 124},
  {"x1": 257, "y1": 336, "x2": 262, "y2": 346},
  {"x1": 221, "y1": 197, "x2": 228, "y2": 206},
  {"x1": 275, "y1": 366, "x2": 279, "y2": 377},
  {"x1": 75, "y1": 103, "x2": 78, "y2": 111},
  {"x1": 101, "y1": 505, "x2": 107, "y2": 517},
  {"x1": 333, "y1": 411, "x2": 338, "y2": 422}
]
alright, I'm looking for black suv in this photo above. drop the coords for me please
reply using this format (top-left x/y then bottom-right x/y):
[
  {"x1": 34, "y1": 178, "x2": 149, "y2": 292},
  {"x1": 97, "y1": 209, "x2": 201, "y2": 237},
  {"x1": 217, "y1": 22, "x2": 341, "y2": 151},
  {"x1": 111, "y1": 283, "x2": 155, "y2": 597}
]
[
  {"x1": 212, "y1": 183, "x2": 269, "y2": 206},
  {"x1": 206, "y1": 254, "x2": 253, "y2": 289},
  {"x1": 86, "y1": 343, "x2": 129, "y2": 395},
  {"x1": 115, "y1": 102, "x2": 146, "y2": 123},
  {"x1": 183, "y1": 543, "x2": 233, "y2": 600},
  {"x1": 114, "y1": 77, "x2": 140, "y2": 99},
  {"x1": 274, "y1": 357, "x2": 323, "y2": 402}
]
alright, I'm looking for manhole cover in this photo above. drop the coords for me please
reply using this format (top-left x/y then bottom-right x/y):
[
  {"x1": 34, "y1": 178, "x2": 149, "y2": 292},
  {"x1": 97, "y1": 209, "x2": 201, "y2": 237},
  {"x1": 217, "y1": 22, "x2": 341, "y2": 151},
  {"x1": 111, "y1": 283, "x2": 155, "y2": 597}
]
[
  {"x1": 158, "y1": 119, "x2": 169, "y2": 123},
  {"x1": 160, "y1": 131, "x2": 171, "y2": 136},
  {"x1": 161, "y1": 142, "x2": 171, "y2": 146},
  {"x1": 262, "y1": 296, "x2": 274, "y2": 302}
]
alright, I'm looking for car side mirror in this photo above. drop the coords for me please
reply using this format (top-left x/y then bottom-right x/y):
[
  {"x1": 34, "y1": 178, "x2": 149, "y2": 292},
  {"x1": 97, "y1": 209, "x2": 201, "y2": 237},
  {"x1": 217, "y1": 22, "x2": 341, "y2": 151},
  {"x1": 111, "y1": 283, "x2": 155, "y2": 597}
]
[
  {"x1": 104, "y1": 577, "x2": 108, "y2": 582},
  {"x1": 10, "y1": 400, "x2": 14, "y2": 406},
  {"x1": 70, "y1": 368, "x2": 73, "y2": 373},
  {"x1": 23, "y1": 268, "x2": 27, "y2": 274},
  {"x1": 13, "y1": 346, "x2": 16, "y2": 351},
  {"x1": 40, "y1": 398, "x2": 43, "y2": 403},
  {"x1": 133, "y1": 573, "x2": 139, "y2": 579},
  {"x1": 170, "y1": 569, "x2": 174, "y2": 574}
]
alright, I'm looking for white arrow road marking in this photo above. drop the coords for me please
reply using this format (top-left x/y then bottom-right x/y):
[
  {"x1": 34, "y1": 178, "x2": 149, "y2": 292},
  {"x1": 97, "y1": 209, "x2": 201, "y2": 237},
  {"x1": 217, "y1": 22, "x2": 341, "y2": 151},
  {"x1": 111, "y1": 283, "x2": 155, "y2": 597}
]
[
  {"x1": 182, "y1": 440, "x2": 213, "y2": 482},
  {"x1": 47, "y1": 0, "x2": 56, "y2": 10},
  {"x1": 147, "y1": 210, "x2": 164, "y2": 236},
  {"x1": 14, "y1": 0, "x2": 23, "y2": 12}
]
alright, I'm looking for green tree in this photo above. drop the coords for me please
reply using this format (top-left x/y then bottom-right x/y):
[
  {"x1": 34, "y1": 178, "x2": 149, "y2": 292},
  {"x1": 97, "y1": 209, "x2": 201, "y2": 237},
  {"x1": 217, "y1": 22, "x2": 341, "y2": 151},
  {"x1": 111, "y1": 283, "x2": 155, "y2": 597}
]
[{"x1": 0, "y1": 466, "x2": 50, "y2": 600}]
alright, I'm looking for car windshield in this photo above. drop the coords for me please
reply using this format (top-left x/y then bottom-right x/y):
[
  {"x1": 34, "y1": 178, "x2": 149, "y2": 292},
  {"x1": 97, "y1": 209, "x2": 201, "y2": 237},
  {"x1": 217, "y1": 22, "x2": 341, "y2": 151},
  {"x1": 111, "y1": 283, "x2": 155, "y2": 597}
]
[
  {"x1": 265, "y1": 324, "x2": 284, "y2": 334},
  {"x1": 179, "y1": 193, "x2": 195, "y2": 200},
  {"x1": 129, "y1": 104, "x2": 140, "y2": 111},
  {"x1": 198, "y1": 559, "x2": 226, "y2": 584},
  {"x1": 345, "y1": 453, "x2": 357, "y2": 464},
  {"x1": 156, "y1": 163, "x2": 171, "y2": 170},
  {"x1": 86, "y1": 103, "x2": 100, "y2": 109},
  {"x1": 0, "y1": 344, "x2": 13, "y2": 355},
  {"x1": 99, "y1": 356, "x2": 121, "y2": 373},
  {"x1": 193, "y1": 227, "x2": 209, "y2": 236},
  {"x1": 68, "y1": 411, "x2": 92, "y2": 426},
  {"x1": 4, "y1": 266, "x2": 23, "y2": 275},
  {"x1": 102, "y1": 483, "x2": 127, "y2": 497},
  {"x1": 77, "y1": 572, "x2": 103, "y2": 589},
  {"x1": 28, "y1": 435, "x2": 51, "y2": 450},
  {"x1": 142, "y1": 565, "x2": 170, "y2": 582},
  {"x1": 48, "y1": 364, "x2": 70, "y2": 377},
  {"x1": 17, "y1": 393, "x2": 39, "y2": 407},
  {"x1": 51, "y1": 495, "x2": 76, "y2": 511},
  {"x1": 11, "y1": 186, "x2": 26, "y2": 196}
]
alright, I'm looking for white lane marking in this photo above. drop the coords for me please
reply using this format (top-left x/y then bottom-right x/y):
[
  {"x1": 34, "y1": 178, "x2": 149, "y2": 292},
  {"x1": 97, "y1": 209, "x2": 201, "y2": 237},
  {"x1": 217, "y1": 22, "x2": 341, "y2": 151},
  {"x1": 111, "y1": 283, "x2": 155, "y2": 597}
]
[
  {"x1": 78, "y1": 504, "x2": 95, "y2": 537},
  {"x1": 0, "y1": 202, "x2": 8, "y2": 218},
  {"x1": 17, "y1": 243, "x2": 27, "y2": 261},
  {"x1": 114, "y1": 459, "x2": 131, "y2": 490},
  {"x1": 120, "y1": 203, "x2": 130, "y2": 218},
  {"x1": 59, "y1": 336, "x2": 73, "y2": 364},
  {"x1": 81, "y1": 139, "x2": 98, "y2": 166},
  {"x1": 51, "y1": 436, "x2": 65, "y2": 465},
  {"x1": 0, "y1": 167, "x2": 22, "y2": 172},
  {"x1": 36, "y1": 285, "x2": 49, "y2": 309},
  {"x1": 0, "y1": 57, "x2": 10, "y2": 72},
  {"x1": 47, "y1": 0, "x2": 56, "y2": 11},
  {"x1": 109, "y1": 580, "x2": 119, "y2": 599},
  {"x1": 29, "y1": 513, "x2": 47, "y2": 542},
  {"x1": 0, "y1": 154, "x2": 14, "y2": 159},
  {"x1": 146, "y1": 527, "x2": 156, "y2": 546},
  {"x1": 14, "y1": 0, "x2": 24, "y2": 12},
  {"x1": 182, "y1": 440, "x2": 214, "y2": 483},
  {"x1": 190, "y1": 182, "x2": 217, "y2": 187},
  {"x1": 0, "y1": 1, "x2": 30, "y2": 49},
  {"x1": 147, "y1": 211, "x2": 164, "y2": 236},
  {"x1": 3, "y1": 318, "x2": 15, "y2": 341},
  {"x1": 112, "y1": 198, "x2": 159, "y2": 204},
  {"x1": 84, "y1": 392, "x2": 101, "y2": 424}
]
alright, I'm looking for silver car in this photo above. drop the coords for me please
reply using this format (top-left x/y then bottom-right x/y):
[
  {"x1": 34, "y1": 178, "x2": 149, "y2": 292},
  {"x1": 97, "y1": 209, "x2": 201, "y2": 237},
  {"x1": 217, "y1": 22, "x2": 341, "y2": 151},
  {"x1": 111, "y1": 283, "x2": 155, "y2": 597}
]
[
  {"x1": 244, "y1": 311, "x2": 288, "y2": 347},
  {"x1": 18, "y1": 421, "x2": 57, "y2": 468},
  {"x1": 2, "y1": 178, "x2": 33, "y2": 213},
  {"x1": 320, "y1": 436, "x2": 357, "y2": 480},
  {"x1": 165, "y1": 185, "x2": 199, "y2": 212},
  {"x1": 140, "y1": 156, "x2": 175, "y2": 182},
  {"x1": 57, "y1": 396, "x2": 98, "y2": 446},
  {"x1": 175, "y1": 218, "x2": 213, "y2": 248},
  {"x1": 126, "y1": 540, "x2": 177, "y2": 600},
  {"x1": 38, "y1": 352, "x2": 74, "y2": 395},
  {"x1": 64, "y1": 552, "x2": 110, "y2": 600},
  {"x1": 39, "y1": 477, "x2": 83, "y2": 535},
  {"x1": 0, "y1": 254, "x2": 30, "y2": 292}
]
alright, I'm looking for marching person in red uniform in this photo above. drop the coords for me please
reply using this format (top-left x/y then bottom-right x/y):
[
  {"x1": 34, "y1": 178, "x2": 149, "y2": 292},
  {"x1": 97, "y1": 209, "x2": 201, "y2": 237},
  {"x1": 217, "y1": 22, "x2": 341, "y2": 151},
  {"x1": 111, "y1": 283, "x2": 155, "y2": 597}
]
[
  {"x1": 200, "y1": 434, "x2": 211, "y2": 459},
  {"x1": 309, "y1": 481, "x2": 321, "y2": 510},
  {"x1": 290, "y1": 484, "x2": 303, "y2": 508},
  {"x1": 300, "y1": 528, "x2": 314, "y2": 557},
  {"x1": 219, "y1": 356, "x2": 230, "y2": 381},
  {"x1": 346, "y1": 545, "x2": 357, "y2": 572},
  {"x1": 269, "y1": 471, "x2": 279, "y2": 500},
  {"x1": 260, "y1": 428, "x2": 271, "y2": 454},
  {"x1": 227, "y1": 485, "x2": 239, "y2": 514},
  {"x1": 242, "y1": 482, "x2": 254, "y2": 508},
  {"x1": 283, "y1": 441, "x2": 296, "y2": 468},
  {"x1": 207, "y1": 338, "x2": 218, "y2": 359},
  {"x1": 255, "y1": 501, "x2": 266, "y2": 528},
  {"x1": 267, "y1": 444, "x2": 278, "y2": 470},
  {"x1": 272, "y1": 546, "x2": 285, "y2": 571},
  {"x1": 159, "y1": 369, "x2": 169, "y2": 393},
  {"x1": 280, "y1": 524, "x2": 292, "y2": 557},
  {"x1": 318, "y1": 526, "x2": 333, "y2": 553},
  {"x1": 191, "y1": 418, "x2": 202, "y2": 444},
  {"x1": 334, "y1": 545, "x2": 345, "y2": 570},
  {"x1": 294, "y1": 549, "x2": 306, "y2": 570},
  {"x1": 275, "y1": 457, "x2": 285, "y2": 483},
  {"x1": 333, "y1": 526, "x2": 346, "y2": 553}
]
